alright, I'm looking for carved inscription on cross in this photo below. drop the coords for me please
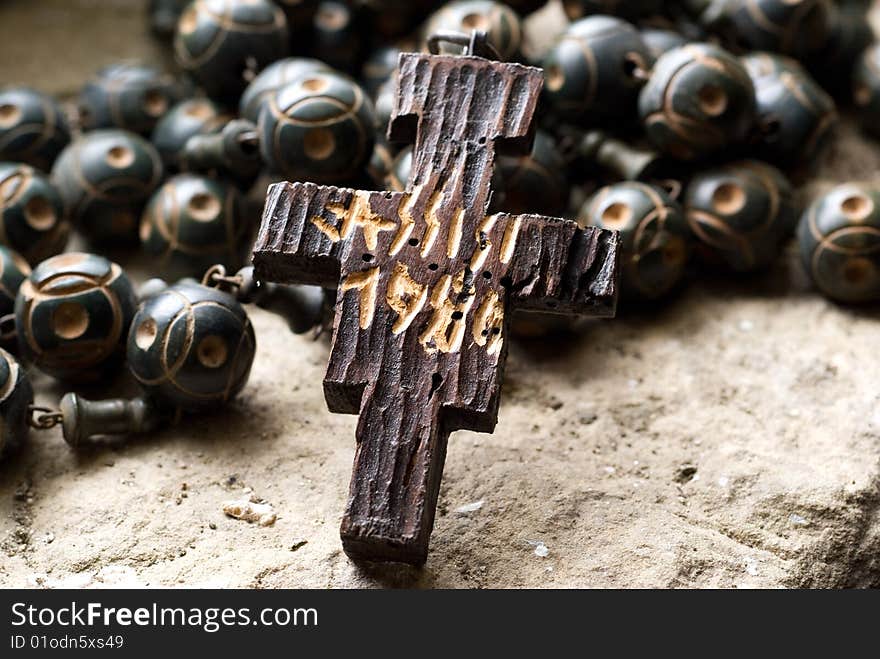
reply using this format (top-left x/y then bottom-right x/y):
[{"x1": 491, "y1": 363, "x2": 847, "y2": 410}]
[{"x1": 253, "y1": 52, "x2": 620, "y2": 564}]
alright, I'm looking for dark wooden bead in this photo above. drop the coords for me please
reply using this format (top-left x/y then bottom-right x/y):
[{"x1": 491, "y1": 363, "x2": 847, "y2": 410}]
[
  {"x1": 579, "y1": 181, "x2": 689, "y2": 299},
  {"x1": 0, "y1": 162, "x2": 69, "y2": 264},
  {"x1": 742, "y1": 52, "x2": 836, "y2": 167},
  {"x1": 497, "y1": 130, "x2": 568, "y2": 217},
  {"x1": 174, "y1": 0, "x2": 289, "y2": 102},
  {"x1": 639, "y1": 43, "x2": 755, "y2": 160},
  {"x1": 127, "y1": 281, "x2": 256, "y2": 411},
  {"x1": 51, "y1": 129, "x2": 163, "y2": 246},
  {"x1": 0, "y1": 347, "x2": 32, "y2": 458},
  {"x1": 853, "y1": 42, "x2": 880, "y2": 139},
  {"x1": 258, "y1": 71, "x2": 376, "y2": 183},
  {"x1": 422, "y1": 0, "x2": 523, "y2": 62},
  {"x1": 15, "y1": 252, "x2": 138, "y2": 381},
  {"x1": 684, "y1": 159, "x2": 796, "y2": 271},
  {"x1": 151, "y1": 99, "x2": 230, "y2": 170},
  {"x1": 542, "y1": 16, "x2": 653, "y2": 123},
  {"x1": 239, "y1": 57, "x2": 332, "y2": 123},
  {"x1": 725, "y1": 0, "x2": 831, "y2": 59},
  {"x1": 78, "y1": 63, "x2": 185, "y2": 135},
  {"x1": 0, "y1": 87, "x2": 71, "y2": 172},
  {"x1": 640, "y1": 27, "x2": 687, "y2": 60},
  {"x1": 562, "y1": 0, "x2": 662, "y2": 22},
  {"x1": 0, "y1": 246, "x2": 30, "y2": 322},
  {"x1": 140, "y1": 174, "x2": 249, "y2": 278},
  {"x1": 309, "y1": 1, "x2": 364, "y2": 74},
  {"x1": 797, "y1": 182, "x2": 880, "y2": 304}
]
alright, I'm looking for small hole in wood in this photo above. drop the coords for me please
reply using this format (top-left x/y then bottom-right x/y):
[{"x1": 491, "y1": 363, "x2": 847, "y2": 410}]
[
  {"x1": 385, "y1": 192, "x2": 392, "y2": 199},
  {"x1": 478, "y1": 136, "x2": 487, "y2": 145},
  {"x1": 481, "y1": 329, "x2": 489, "y2": 336},
  {"x1": 491, "y1": 327, "x2": 501, "y2": 335},
  {"x1": 408, "y1": 237, "x2": 419, "y2": 246},
  {"x1": 429, "y1": 372, "x2": 443, "y2": 397},
  {"x1": 451, "y1": 311, "x2": 463, "y2": 321},
  {"x1": 482, "y1": 271, "x2": 492, "y2": 280},
  {"x1": 362, "y1": 253, "x2": 373, "y2": 262},
  {"x1": 428, "y1": 263, "x2": 438, "y2": 271}
]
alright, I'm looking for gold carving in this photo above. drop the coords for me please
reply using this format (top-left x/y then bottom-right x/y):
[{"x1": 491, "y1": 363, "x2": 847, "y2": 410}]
[
  {"x1": 499, "y1": 216, "x2": 521, "y2": 264},
  {"x1": 447, "y1": 207, "x2": 464, "y2": 258},
  {"x1": 386, "y1": 262, "x2": 428, "y2": 334},
  {"x1": 341, "y1": 191, "x2": 395, "y2": 251},
  {"x1": 472, "y1": 290, "x2": 504, "y2": 355},
  {"x1": 342, "y1": 267, "x2": 380, "y2": 329},
  {"x1": 419, "y1": 271, "x2": 476, "y2": 354}
]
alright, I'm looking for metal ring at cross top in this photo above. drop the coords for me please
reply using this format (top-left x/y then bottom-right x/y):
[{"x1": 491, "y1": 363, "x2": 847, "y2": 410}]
[{"x1": 427, "y1": 30, "x2": 501, "y2": 61}]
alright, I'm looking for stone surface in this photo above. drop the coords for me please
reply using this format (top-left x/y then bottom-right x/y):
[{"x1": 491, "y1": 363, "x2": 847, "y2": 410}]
[{"x1": 1, "y1": 0, "x2": 879, "y2": 589}]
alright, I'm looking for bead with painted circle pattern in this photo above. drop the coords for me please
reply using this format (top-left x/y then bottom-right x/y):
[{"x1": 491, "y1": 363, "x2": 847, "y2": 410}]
[
  {"x1": 579, "y1": 181, "x2": 690, "y2": 299},
  {"x1": 14, "y1": 252, "x2": 138, "y2": 381},
  {"x1": 140, "y1": 173, "x2": 249, "y2": 279},
  {"x1": 797, "y1": 182, "x2": 880, "y2": 304},
  {"x1": 638, "y1": 43, "x2": 756, "y2": 160},
  {"x1": 174, "y1": 0, "x2": 289, "y2": 102},
  {"x1": 542, "y1": 16, "x2": 653, "y2": 124},
  {"x1": 741, "y1": 52, "x2": 837, "y2": 167},
  {"x1": 239, "y1": 57, "x2": 333, "y2": 123},
  {"x1": 258, "y1": 70, "x2": 376, "y2": 183},
  {"x1": 0, "y1": 162, "x2": 69, "y2": 265},
  {"x1": 51, "y1": 129, "x2": 163, "y2": 246},
  {"x1": 725, "y1": 0, "x2": 831, "y2": 59},
  {"x1": 78, "y1": 62, "x2": 185, "y2": 136},
  {"x1": 0, "y1": 87, "x2": 71, "y2": 172},
  {"x1": 127, "y1": 280, "x2": 256, "y2": 412},
  {"x1": 684, "y1": 159, "x2": 797, "y2": 271}
]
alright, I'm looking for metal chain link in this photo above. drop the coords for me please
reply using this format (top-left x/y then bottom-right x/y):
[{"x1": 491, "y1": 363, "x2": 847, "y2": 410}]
[{"x1": 28, "y1": 405, "x2": 63, "y2": 430}]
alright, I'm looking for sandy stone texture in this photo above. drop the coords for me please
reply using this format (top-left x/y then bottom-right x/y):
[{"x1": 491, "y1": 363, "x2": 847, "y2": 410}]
[{"x1": 1, "y1": 0, "x2": 879, "y2": 589}]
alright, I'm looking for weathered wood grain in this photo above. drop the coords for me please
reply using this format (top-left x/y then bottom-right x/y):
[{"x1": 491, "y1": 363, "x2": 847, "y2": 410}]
[{"x1": 252, "y1": 51, "x2": 620, "y2": 564}]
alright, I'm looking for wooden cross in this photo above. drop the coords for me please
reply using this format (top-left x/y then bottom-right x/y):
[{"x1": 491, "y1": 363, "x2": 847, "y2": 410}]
[{"x1": 253, "y1": 50, "x2": 620, "y2": 564}]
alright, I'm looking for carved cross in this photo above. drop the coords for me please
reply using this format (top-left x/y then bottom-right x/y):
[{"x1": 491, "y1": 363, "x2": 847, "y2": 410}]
[{"x1": 253, "y1": 52, "x2": 620, "y2": 564}]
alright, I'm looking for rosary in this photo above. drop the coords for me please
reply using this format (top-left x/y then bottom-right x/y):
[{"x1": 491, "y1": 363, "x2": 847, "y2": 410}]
[{"x1": 0, "y1": 0, "x2": 877, "y2": 565}]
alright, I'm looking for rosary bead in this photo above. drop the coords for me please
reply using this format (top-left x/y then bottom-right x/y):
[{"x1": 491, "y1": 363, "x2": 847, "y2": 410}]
[
  {"x1": 579, "y1": 182, "x2": 690, "y2": 299},
  {"x1": 0, "y1": 162, "x2": 69, "y2": 264},
  {"x1": 542, "y1": 16, "x2": 653, "y2": 124},
  {"x1": 140, "y1": 174, "x2": 249, "y2": 278},
  {"x1": 174, "y1": 0, "x2": 289, "y2": 103},
  {"x1": 853, "y1": 43, "x2": 880, "y2": 139},
  {"x1": 741, "y1": 53, "x2": 836, "y2": 167},
  {"x1": 797, "y1": 182, "x2": 880, "y2": 304},
  {"x1": 258, "y1": 71, "x2": 376, "y2": 184},
  {"x1": 497, "y1": 130, "x2": 568, "y2": 217},
  {"x1": 78, "y1": 63, "x2": 185, "y2": 136},
  {"x1": 638, "y1": 43, "x2": 756, "y2": 160},
  {"x1": 0, "y1": 246, "x2": 30, "y2": 323},
  {"x1": 51, "y1": 129, "x2": 163, "y2": 246},
  {"x1": 0, "y1": 88, "x2": 71, "y2": 172},
  {"x1": 422, "y1": 0, "x2": 523, "y2": 61},
  {"x1": 239, "y1": 57, "x2": 332, "y2": 123},
  {"x1": 127, "y1": 281, "x2": 256, "y2": 411},
  {"x1": 309, "y1": 1, "x2": 364, "y2": 73},
  {"x1": 684, "y1": 159, "x2": 796, "y2": 271},
  {"x1": 725, "y1": 0, "x2": 831, "y2": 59},
  {"x1": 15, "y1": 253, "x2": 138, "y2": 381},
  {"x1": 151, "y1": 98, "x2": 229, "y2": 171},
  {"x1": 0, "y1": 347, "x2": 32, "y2": 458}
]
